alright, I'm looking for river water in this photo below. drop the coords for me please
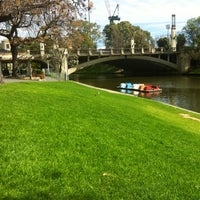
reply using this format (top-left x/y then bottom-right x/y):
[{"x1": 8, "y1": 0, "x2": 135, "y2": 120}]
[{"x1": 71, "y1": 74, "x2": 200, "y2": 114}]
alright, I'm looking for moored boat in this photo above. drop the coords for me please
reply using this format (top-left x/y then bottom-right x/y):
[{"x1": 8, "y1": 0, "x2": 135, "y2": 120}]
[{"x1": 117, "y1": 82, "x2": 162, "y2": 93}]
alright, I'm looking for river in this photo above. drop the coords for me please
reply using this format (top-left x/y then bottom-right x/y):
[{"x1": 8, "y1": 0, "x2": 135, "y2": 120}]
[{"x1": 71, "y1": 74, "x2": 200, "y2": 114}]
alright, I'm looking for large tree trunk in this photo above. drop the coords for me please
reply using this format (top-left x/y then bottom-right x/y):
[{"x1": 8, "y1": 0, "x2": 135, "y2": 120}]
[{"x1": 11, "y1": 44, "x2": 19, "y2": 77}]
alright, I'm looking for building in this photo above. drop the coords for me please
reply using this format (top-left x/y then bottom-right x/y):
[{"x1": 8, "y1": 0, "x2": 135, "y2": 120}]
[{"x1": 1, "y1": 39, "x2": 11, "y2": 51}]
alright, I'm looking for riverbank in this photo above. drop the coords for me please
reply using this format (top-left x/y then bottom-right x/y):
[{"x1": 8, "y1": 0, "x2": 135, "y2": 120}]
[{"x1": 0, "y1": 81, "x2": 200, "y2": 199}]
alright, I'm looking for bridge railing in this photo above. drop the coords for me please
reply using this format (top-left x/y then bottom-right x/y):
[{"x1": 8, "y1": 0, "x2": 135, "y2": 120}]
[
  {"x1": 0, "y1": 47, "x2": 167, "y2": 62},
  {"x1": 0, "y1": 50, "x2": 33, "y2": 61},
  {"x1": 70, "y1": 47, "x2": 165, "y2": 57}
]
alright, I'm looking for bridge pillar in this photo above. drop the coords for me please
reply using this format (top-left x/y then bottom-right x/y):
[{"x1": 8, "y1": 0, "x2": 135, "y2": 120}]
[
  {"x1": 0, "y1": 57, "x2": 4, "y2": 84},
  {"x1": 61, "y1": 49, "x2": 69, "y2": 80},
  {"x1": 177, "y1": 53, "x2": 191, "y2": 74},
  {"x1": 26, "y1": 59, "x2": 32, "y2": 79},
  {"x1": 99, "y1": 49, "x2": 103, "y2": 56},
  {"x1": 77, "y1": 49, "x2": 81, "y2": 56},
  {"x1": 88, "y1": 48, "x2": 92, "y2": 56},
  {"x1": 151, "y1": 48, "x2": 155, "y2": 53},
  {"x1": 110, "y1": 48, "x2": 114, "y2": 55}
]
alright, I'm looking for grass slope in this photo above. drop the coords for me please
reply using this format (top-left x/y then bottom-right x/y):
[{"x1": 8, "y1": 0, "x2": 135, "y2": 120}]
[{"x1": 0, "y1": 81, "x2": 200, "y2": 200}]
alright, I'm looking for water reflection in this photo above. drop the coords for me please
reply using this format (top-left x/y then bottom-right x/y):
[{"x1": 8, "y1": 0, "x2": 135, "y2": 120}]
[{"x1": 119, "y1": 89, "x2": 162, "y2": 98}]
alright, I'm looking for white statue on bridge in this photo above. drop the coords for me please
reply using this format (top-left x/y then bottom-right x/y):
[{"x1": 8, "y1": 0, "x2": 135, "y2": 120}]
[{"x1": 131, "y1": 38, "x2": 135, "y2": 54}]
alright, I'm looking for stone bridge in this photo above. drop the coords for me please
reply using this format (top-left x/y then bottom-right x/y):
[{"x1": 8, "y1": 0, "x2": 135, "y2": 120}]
[
  {"x1": 68, "y1": 48, "x2": 179, "y2": 74},
  {"x1": 0, "y1": 47, "x2": 192, "y2": 77}
]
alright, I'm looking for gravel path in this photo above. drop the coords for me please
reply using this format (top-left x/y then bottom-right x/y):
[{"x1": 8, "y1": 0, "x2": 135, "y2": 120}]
[{"x1": 3, "y1": 76, "x2": 59, "y2": 83}]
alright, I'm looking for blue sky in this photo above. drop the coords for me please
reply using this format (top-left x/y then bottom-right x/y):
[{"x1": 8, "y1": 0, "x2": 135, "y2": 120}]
[{"x1": 89, "y1": 0, "x2": 200, "y2": 39}]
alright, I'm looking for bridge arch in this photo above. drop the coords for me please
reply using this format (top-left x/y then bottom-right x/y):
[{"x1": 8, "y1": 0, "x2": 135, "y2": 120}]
[{"x1": 68, "y1": 55, "x2": 178, "y2": 74}]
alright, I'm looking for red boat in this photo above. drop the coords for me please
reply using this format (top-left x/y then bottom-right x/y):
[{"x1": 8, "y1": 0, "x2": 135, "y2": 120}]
[{"x1": 141, "y1": 84, "x2": 162, "y2": 92}]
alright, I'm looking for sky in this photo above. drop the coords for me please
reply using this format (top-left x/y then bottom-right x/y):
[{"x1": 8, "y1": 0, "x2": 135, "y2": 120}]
[
  {"x1": 89, "y1": 0, "x2": 200, "y2": 39},
  {"x1": 1, "y1": 0, "x2": 199, "y2": 46}
]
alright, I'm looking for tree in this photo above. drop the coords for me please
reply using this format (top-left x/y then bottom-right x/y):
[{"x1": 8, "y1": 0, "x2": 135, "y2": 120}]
[
  {"x1": 156, "y1": 37, "x2": 170, "y2": 50},
  {"x1": 63, "y1": 20, "x2": 101, "y2": 49},
  {"x1": 176, "y1": 34, "x2": 186, "y2": 51},
  {"x1": 77, "y1": 20, "x2": 101, "y2": 49},
  {"x1": 39, "y1": 20, "x2": 101, "y2": 73},
  {"x1": 182, "y1": 16, "x2": 200, "y2": 48},
  {"x1": 0, "y1": 0, "x2": 87, "y2": 77},
  {"x1": 103, "y1": 21, "x2": 155, "y2": 49},
  {"x1": 103, "y1": 23, "x2": 119, "y2": 48}
]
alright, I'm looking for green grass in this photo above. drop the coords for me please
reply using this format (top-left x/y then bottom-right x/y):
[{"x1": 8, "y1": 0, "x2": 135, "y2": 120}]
[{"x1": 0, "y1": 81, "x2": 200, "y2": 200}]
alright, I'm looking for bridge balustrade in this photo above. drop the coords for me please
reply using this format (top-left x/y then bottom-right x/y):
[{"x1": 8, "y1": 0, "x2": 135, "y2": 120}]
[
  {"x1": 0, "y1": 47, "x2": 168, "y2": 62},
  {"x1": 70, "y1": 47, "x2": 166, "y2": 57},
  {"x1": 0, "y1": 51, "x2": 32, "y2": 61}
]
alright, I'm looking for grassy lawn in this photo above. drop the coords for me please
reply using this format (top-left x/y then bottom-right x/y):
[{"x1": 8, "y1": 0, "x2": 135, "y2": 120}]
[{"x1": 0, "y1": 81, "x2": 200, "y2": 200}]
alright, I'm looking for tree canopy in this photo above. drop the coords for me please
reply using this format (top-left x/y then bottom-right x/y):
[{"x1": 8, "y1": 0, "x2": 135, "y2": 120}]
[
  {"x1": 0, "y1": 0, "x2": 86, "y2": 41},
  {"x1": 182, "y1": 16, "x2": 200, "y2": 48},
  {"x1": 103, "y1": 21, "x2": 155, "y2": 49},
  {"x1": 156, "y1": 37, "x2": 170, "y2": 50},
  {"x1": 64, "y1": 20, "x2": 101, "y2": 49},
  {"x1": 0, "y1": 0, "x2": 87, "y2": 76},
  {"x1": 176, "y1": 34, "x2": 186, "y2": 50}
]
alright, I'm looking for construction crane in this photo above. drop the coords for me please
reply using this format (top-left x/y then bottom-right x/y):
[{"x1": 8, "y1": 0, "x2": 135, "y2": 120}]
[{"x1": 104, "y1": 0, "x2": 120, "y2": 23}]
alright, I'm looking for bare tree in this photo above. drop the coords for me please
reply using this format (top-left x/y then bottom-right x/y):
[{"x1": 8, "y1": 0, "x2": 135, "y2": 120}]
[{"x1": 0, "y1": 0, "x2": 86, "y2": 77}]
